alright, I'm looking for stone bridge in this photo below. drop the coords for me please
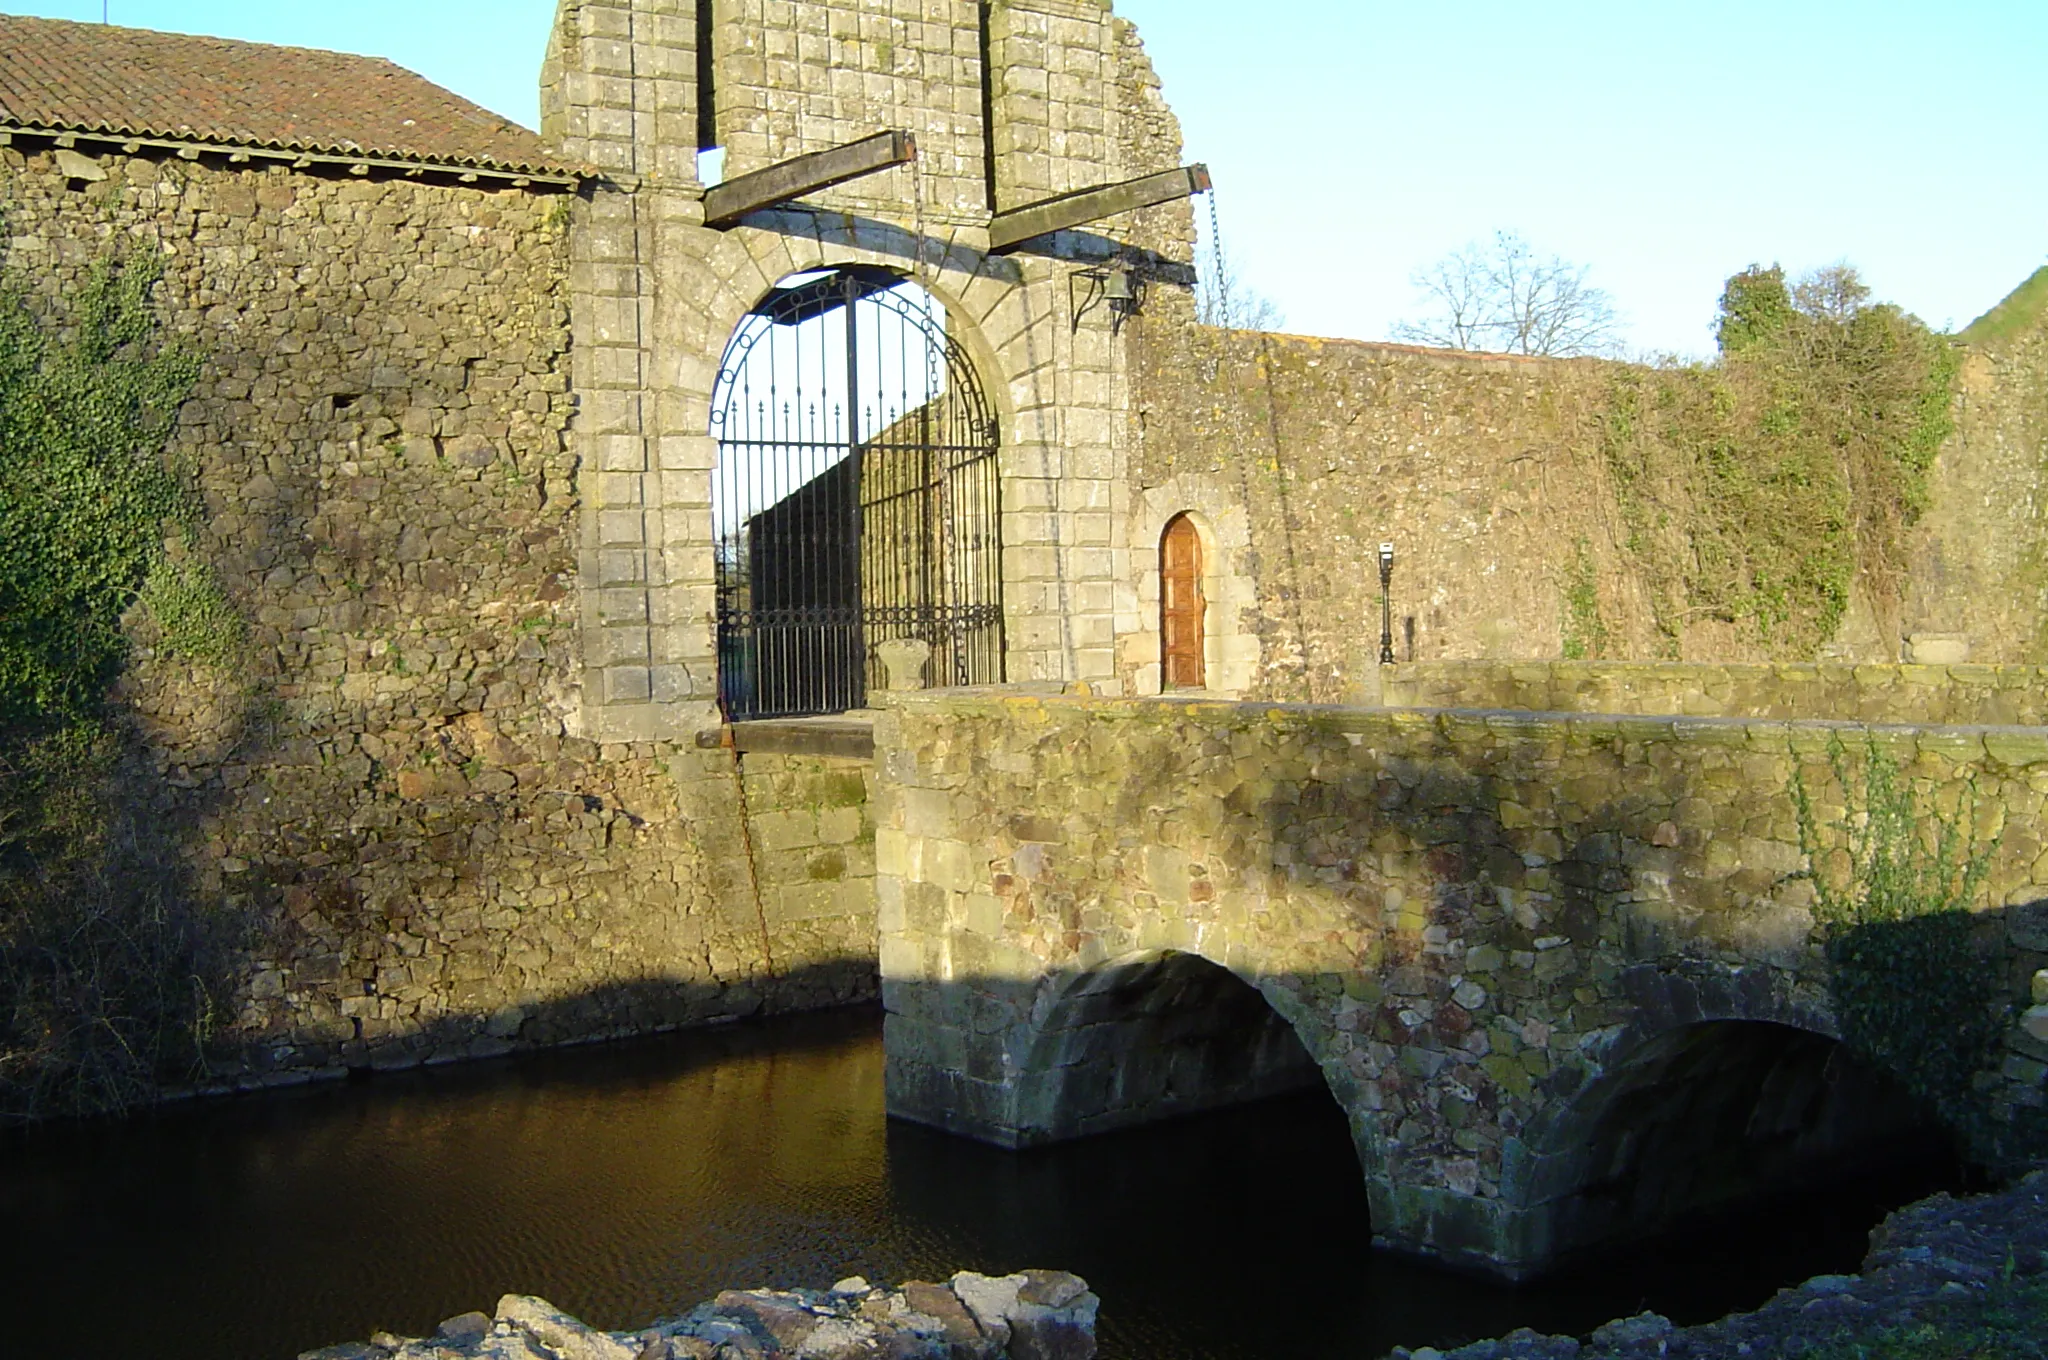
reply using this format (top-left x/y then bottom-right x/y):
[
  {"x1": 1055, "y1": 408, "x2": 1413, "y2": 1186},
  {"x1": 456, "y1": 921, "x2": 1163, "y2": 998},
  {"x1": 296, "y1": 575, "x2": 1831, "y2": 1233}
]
[{"x1": 872, "y1": 689, "x2": 2048, "y2": 1278}]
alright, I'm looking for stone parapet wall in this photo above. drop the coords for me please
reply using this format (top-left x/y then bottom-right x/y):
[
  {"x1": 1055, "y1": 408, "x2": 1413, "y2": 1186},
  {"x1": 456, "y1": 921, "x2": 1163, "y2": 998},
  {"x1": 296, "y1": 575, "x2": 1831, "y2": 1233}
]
[
  {"x1": 2, "y1": 144, "x2": 874, "y2": 1088},
  {"x1": 1381, "y1": 661, "x2": 2048, "y2": 726},
  {"x1": 874, "y1": 690, "x2": 2048, "y2": 1275}
]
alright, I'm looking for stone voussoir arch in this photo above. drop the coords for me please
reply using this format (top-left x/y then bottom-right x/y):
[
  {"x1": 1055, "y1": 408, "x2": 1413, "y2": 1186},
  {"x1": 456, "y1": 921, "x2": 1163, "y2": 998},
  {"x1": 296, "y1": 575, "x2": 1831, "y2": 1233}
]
[
  {"x1": 640, "y1": 230, "x2": 1040, "y2": 723},
  {"x1": 685, "y1": 230, "x2": 1029, "y2": 442},
  {"x1": 1489, "y1": 959, "x2": 1932, "y2": 1271},
  {"x1": 1007, "y1": 942, "x2": 1397, "y2": 1180}
]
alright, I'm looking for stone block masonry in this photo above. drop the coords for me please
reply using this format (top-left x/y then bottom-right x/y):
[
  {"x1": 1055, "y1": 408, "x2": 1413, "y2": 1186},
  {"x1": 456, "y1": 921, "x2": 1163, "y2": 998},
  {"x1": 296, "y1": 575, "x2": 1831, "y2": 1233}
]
[
  {"x1": 873, "y1": 690, "x2": 2048, "y2": 1277},
  {"x1": 544, "y1": 0, "x2": 1204, "y2": 720},
  {"x1": 12, "y1": 0, "x2": 2041, "y2": 1127},
  {"x1": 0, "y1": 142, "x2": 874, "y2": 1086},
  {"x1": 0, "y1": 0, "x2": 1214, "y2": 1103}
]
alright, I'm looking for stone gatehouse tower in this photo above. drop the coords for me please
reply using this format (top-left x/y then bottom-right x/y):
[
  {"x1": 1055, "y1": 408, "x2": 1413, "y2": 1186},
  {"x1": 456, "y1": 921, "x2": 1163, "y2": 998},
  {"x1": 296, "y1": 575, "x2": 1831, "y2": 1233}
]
[{"x1": 540, "y1": 0, "x2": 1204, "y2": 741}]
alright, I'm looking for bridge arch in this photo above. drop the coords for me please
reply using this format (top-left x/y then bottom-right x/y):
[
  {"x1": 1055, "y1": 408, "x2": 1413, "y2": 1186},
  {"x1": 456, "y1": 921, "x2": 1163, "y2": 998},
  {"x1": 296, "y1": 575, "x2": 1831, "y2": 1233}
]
[
  {"x1": 1010, "y1": 950, "x2": 1359, "y2": 1153},
  {"x1": 1508, "y1": 1014, "x2": 1949, "y2": 1267}
]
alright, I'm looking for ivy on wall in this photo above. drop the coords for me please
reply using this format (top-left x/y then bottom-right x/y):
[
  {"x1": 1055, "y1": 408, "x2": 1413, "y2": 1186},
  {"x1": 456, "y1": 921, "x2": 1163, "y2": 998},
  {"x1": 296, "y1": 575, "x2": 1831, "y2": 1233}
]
[
  {"x1": 0, "y1": 249, "x2": 240, "y2": 1120},
  {"x1": 0, "y1": 250, "x2": 233, "y2": 730},
  {"x1": 1603, "y1": 267, "x2": 1959, "y2": 657},
  {"x1": 1792, "y1": 736, "x2": 2013, "y2": 1159},
  {"x1": 1559, "y1": 535, "x2": 1607, "y2": 660}
]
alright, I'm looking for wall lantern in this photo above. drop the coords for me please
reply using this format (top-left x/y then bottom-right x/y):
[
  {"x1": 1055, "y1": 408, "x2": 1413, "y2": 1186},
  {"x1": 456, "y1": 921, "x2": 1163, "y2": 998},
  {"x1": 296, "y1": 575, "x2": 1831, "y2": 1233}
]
[{"x1": 1379, "y1": 542, "x2": 1397, "y2": 665}]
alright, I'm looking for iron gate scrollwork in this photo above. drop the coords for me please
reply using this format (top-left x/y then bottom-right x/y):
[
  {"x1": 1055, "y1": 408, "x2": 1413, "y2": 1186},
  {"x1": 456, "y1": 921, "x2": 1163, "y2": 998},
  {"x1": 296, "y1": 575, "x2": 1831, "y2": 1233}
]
[{"x1": 711, "y1": 267, "x2": 1004, "y2": 721}]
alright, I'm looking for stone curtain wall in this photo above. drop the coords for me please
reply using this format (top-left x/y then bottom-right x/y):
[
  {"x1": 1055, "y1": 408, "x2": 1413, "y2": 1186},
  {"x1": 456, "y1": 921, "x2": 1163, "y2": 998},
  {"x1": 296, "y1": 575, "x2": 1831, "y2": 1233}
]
[
  {"x1": 1124, "y1": 325, "x2": 1641, "y2": 701},
  {"x1": 1, "y1": 145, "x2": 874, "y2": 1086},
  {"x1": 1906, "y1": 307, "x2": 2048, "y2": 662},
  {"x1": 1123, "y1": 311, "x2": 2048, "y2": 699},
  {"x1": 874, "y1": 691, "x2": 2048, "y2": 1275},
  {"x1": 1381, "y1": 661, "x2": 2048, "y2": 726}
]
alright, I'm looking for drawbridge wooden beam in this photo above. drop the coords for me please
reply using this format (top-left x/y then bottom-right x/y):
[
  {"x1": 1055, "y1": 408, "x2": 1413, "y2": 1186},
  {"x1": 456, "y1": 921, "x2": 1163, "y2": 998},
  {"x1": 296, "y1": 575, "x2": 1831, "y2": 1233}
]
[
  {"x1": 704, "y1": 130, "x2": 918, "y2": 229},
  {"x1": 986, "y1": 164, "x2": 1212, "y2": 254}
]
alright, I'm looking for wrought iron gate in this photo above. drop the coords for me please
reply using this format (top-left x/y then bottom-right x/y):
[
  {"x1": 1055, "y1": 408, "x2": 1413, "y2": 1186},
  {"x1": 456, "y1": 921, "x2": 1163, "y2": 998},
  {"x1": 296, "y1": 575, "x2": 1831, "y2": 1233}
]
[{"x1": 711, "y1": 267, "x2": 1004, "y2": 721}]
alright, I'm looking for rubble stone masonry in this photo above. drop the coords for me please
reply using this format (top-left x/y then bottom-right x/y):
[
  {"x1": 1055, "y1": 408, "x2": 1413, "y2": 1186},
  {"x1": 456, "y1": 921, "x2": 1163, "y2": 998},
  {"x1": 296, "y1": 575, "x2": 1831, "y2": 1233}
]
[
  {"x1": 1, "y1": 144, "x2": 874, "y2": 1085},
  {"x1": 874, "y1": 689, "x2": 2048, "y2": 1275}
]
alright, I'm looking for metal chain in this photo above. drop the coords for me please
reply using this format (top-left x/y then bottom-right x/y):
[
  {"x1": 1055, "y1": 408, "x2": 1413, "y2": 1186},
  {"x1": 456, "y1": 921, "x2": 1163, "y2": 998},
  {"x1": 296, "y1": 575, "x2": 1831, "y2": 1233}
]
[
  {"x1": 1206, "y1": 188, "x2": 1226, "y2": 324},
  {"x1": 911, "y1": 147, "x2": 932, "y2": 289},
  {"x1": 910, "y1": 148, "x2": 944, "y2": 395}
]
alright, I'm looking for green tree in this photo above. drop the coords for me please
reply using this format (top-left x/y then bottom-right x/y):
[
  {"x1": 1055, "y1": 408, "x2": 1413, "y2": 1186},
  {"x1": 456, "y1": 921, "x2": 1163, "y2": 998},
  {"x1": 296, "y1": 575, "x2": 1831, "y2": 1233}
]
[{"x1": 1605, "y1": 263, "x2": 1958, "y2": 653}]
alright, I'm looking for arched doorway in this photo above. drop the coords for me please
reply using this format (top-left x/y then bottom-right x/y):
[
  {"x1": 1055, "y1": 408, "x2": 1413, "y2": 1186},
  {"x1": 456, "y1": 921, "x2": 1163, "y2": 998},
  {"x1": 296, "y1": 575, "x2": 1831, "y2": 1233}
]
[
  {"x1": 710, "y1": 266, "x2": 1004, "y2": 720},
  {"x1": 1160, "y1": 514, "x2": 1205, "y2": 690}
]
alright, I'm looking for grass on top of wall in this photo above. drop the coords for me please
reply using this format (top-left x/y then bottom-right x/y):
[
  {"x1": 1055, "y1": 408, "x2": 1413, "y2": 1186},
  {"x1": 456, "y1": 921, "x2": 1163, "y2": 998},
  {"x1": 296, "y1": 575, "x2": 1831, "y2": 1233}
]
[{"x1": 1960, "y1": 266, "x2": 2048, "y2": 350}]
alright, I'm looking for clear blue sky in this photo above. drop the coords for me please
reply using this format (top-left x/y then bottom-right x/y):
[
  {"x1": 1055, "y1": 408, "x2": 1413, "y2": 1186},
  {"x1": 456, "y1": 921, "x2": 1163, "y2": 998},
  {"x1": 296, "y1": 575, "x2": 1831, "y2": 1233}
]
[{"x1": 9, "y1": 1, "x2": 2045, "y2": 356}]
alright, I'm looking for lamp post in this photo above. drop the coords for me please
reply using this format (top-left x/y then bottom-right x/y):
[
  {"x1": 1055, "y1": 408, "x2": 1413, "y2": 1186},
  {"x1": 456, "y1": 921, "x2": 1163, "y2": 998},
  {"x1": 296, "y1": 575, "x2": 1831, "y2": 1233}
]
[{"x1": 1379, "y1": 543, "x2": 1396, "y2": 665}]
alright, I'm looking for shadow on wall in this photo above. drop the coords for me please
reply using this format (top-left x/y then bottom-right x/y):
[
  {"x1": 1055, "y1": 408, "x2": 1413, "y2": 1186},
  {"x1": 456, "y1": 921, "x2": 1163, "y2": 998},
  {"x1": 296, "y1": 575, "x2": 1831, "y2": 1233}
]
[
  {"x1": 59, "y1": 627, "x2": 878, "y2": 1113},
  {"x1": 0, "y1": 733, "x2": 245, "y2": 1123}
]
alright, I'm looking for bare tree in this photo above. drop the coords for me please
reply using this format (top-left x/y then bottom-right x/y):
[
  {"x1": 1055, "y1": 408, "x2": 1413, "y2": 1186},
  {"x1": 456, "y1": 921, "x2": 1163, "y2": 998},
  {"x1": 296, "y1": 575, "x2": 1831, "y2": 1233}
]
[
  {"x1": 1393, "y1": 230, "x2": 1622, "y2": 357},
  {"x1": 1792, "y1": 262, "x2": 1872, "y2": 323},
  {"x1": 1198, "y1": 216, "x2": 1285, "y2": 332}
]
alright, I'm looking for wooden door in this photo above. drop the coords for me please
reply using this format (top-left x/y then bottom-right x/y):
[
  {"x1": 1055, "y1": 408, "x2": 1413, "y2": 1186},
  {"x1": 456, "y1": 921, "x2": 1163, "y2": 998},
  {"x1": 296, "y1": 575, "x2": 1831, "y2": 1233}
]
[{"x1": 1161, "y1": 515, "x2": 1205, "y2": 689}]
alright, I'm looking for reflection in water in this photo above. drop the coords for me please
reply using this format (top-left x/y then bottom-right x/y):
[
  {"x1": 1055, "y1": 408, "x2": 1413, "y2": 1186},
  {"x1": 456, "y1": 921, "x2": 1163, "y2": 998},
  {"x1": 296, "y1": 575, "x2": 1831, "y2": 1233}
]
[{"x1": 0, "y1": 1007, "x2": 1957, "y2": 1360}]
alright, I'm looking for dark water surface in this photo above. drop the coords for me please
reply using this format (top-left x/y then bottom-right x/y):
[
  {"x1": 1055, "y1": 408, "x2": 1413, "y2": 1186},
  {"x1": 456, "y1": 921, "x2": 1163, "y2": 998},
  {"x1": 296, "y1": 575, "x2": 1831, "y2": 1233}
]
[{"x1": 0, "y1": 1007, "x2": 1958, "y2": 1359}]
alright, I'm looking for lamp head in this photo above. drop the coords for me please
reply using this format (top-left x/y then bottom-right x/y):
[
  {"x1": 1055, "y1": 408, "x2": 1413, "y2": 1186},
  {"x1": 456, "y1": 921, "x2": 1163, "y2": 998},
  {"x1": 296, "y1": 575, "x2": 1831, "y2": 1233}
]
[{"x1": 1379, "y1": 542, "x2": 1395, "y2": 568}]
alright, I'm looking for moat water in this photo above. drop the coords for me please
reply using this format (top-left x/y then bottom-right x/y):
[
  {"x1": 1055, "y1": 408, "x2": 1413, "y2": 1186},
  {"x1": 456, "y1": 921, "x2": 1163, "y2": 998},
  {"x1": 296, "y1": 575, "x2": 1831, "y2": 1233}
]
[{"x1": 0, "y1": 1006, "x2": 1960, "y2": 1360}]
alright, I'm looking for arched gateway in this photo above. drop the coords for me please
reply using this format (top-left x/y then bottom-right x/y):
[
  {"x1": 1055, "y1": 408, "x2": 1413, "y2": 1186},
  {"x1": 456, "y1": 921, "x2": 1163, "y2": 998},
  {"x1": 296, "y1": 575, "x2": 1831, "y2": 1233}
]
[{"x1": 711, "y1": 267, "x2": 1004, "y2": 720}]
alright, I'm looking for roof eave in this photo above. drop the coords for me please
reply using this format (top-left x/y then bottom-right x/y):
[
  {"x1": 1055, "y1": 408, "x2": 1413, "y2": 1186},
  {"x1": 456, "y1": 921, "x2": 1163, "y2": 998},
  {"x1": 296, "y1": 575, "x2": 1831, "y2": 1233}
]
[{"x1": 0, "y1": 119, "x2": 596, "y2": 188}]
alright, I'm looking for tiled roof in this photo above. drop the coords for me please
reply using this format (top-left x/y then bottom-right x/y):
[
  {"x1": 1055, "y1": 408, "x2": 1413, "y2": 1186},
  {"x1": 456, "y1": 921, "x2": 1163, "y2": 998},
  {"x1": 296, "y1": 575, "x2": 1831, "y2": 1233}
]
[{"x1": 0, "y1": 14, "x2": 580, "y2": 179}]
